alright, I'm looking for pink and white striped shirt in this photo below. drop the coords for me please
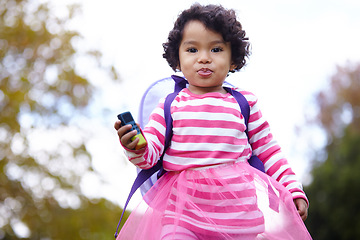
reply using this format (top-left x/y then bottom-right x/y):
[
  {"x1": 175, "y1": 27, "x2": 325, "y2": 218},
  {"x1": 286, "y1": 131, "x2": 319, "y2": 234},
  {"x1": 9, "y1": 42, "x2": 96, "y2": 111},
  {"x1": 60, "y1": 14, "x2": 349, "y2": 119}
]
[{"x1": 125, "y1": 87, "x2": 307, "y2": 202}]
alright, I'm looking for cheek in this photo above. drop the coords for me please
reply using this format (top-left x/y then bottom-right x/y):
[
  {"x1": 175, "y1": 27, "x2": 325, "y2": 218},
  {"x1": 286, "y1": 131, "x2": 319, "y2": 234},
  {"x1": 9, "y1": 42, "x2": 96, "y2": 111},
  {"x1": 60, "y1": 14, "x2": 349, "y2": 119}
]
[{"x1": 178, "y1": 56, "x2": 192, "y2": 69}]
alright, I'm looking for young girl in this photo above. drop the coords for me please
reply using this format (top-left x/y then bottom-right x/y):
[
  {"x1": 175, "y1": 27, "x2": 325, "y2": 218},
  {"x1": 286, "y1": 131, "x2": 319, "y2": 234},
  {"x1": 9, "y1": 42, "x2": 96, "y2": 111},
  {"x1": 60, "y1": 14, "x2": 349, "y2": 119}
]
[{"x1": 114, "y1": 4, "x2": 311, "y2": 240}]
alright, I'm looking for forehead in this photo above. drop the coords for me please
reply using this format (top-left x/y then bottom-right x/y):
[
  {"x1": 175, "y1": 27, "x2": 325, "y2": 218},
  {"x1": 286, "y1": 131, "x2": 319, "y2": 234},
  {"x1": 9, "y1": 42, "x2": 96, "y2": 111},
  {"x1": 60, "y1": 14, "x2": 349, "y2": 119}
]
[{"x1": 182, "y1": 20, "x2": 225, "y2": 43}]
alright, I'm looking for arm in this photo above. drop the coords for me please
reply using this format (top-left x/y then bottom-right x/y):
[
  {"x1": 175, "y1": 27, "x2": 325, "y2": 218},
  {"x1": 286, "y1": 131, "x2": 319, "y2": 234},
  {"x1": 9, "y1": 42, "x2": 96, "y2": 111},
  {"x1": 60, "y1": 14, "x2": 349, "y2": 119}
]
[
  {"x1": 243, "y1": 92, "x2": 309, "y2": 219},
  {"x1": 114, "y1": 103, "x2": 167, "y2": 169}
]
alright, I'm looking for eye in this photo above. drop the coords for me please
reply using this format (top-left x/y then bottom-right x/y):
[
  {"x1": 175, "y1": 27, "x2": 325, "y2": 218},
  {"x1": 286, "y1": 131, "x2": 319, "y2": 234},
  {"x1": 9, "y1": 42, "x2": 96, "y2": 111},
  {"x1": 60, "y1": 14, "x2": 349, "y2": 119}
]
[
  {"x1": 211, "y1": 47, "x2": 223, "y2": 53},
  {"x1": 186, "y1": 48, "x2": 198, "y2": 53}
]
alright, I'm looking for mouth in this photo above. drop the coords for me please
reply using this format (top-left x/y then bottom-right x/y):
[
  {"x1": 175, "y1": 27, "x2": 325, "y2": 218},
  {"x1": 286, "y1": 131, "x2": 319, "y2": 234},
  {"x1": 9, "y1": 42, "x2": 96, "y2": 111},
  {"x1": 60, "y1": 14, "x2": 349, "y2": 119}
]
[{"x1": 197, "y1": 68, "x2": 213, "y2": 77}]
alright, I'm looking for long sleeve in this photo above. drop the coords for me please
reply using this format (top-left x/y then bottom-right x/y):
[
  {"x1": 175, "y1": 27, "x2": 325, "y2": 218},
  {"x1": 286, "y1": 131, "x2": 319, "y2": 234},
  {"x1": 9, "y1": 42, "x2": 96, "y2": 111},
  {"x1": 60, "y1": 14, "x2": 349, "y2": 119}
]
[
  {"x1": 244, "y1": 90, "x2": 308, "y2": 203},
  {"x1": 122, "y1": 98, "x2": 167, "y2": 169}
]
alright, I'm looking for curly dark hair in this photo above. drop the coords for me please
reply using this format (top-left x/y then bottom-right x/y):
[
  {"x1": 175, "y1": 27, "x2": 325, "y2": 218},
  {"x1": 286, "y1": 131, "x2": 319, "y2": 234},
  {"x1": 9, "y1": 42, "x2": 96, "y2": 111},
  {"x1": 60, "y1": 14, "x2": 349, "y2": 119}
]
[{"x1": 163, "y1": 4, "x2": 251, "y2": 73}]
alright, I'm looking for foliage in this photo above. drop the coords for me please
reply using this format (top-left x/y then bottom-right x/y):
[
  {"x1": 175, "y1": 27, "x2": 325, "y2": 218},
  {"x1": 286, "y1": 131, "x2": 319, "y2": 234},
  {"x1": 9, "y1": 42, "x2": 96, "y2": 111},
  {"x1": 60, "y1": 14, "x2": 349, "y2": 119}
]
[
  {"x1": 314, "y1": 62, "x2": 360, "y2": 139},
  {"x1": 304, "y1": 62, "x2": 360, "y2": 239},
  {"x1": 0, "y1": 0, "x2": 123, "y2": 239},
  {"x1": 305, "y1": 127, "x2": 360, "y2": 239}
]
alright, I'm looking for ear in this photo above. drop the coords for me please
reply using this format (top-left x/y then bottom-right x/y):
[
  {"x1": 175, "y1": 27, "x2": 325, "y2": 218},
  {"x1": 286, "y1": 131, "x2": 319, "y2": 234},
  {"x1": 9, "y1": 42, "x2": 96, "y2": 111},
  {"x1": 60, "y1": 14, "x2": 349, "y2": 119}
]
[{"x1": 230, "y1": 63, "x2": 237, "y2": 72}]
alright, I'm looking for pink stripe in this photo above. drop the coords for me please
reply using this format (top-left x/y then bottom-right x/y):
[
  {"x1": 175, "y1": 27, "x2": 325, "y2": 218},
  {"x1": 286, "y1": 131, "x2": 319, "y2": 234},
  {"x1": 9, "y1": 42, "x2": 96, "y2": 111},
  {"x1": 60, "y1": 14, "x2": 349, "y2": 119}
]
[
  {"x1": 276, "y1": 168, "x2": 295, "y2": 182},
  {"x1": 163, "y1": 210, "x2": 264, "y2": 228},
  {"x1": 177, "y1": 90, "x2": 237, "y2": 104},
  {"x1": 187, "y1": 175, "x2": 254, "y2": 185},
  {"x1": 282, "y1": 179, "x2": 297, "y2": 188},
  {"x1": 135, "y1": 160, "x2": 152, "y2": 168},
  {"x1": 266, "y1": 158, "x2": 289, "y2": 177},
  {"x1": 163, "y1": 161, "x2": 215, "y2": 171},
  {"x1": 149, "y1": 112, "x2": 166, "y2": 127},
  {"x1": 144, "y1": 127, "x2": 165, "y2": 145},
  {"x1": 173, "y1": 119, "x2": 244, "y2": 130},
  {"x1": 248, "y1": 121, "x2": 270, "y2": 141},
  {"x1": 171, "y1": 134, "x2": 248, "y2": 145},
  {"x1": 167, "y1": 201, "x2": 259, "y2": 215},
  {"x1": 142, "y1": 151, "x2": 154, "y2": 167},
  {"x1": 169, "y1": 188, "x2": 256, "y2": 201},
  {"x1": 166, "y1": 149, "x2": 250, "y2": 160},
  {"x1": 239, "y1": 90, "x2": 254, "y2": 96},
  {"x1": 163, "y1": 148, "x2": 252, "y2": 171},
  {"x1": 251, "y1": 133, "x2": 273, "y2": 151},
  {"x1": 172, "y1": 104, "x2": 240, "y2": 116},
  {"x1": 129, "y1": 156, "x2": 142, "y2": 162},
  {"x1": 258, "y1": 146, "x2": 281, "y2": 163},
  {"x1": 156, "y1": 102, "x2": 164, "y2": 109},
  {"x1": 162, "y1": 218, "x2": 264, "y2": 237},
  {"x1": 249, "y1": 110, "x2": 262, "y2": 123},
  {"x1": 289, "y1": 188, "x2": 305, "y2": 195},
  {"x1": 238, "y1": 90, "x2": 256, "y2": 103},
  {"x1": 290, "y1": 191, "x2": 308, "y2": 206}
]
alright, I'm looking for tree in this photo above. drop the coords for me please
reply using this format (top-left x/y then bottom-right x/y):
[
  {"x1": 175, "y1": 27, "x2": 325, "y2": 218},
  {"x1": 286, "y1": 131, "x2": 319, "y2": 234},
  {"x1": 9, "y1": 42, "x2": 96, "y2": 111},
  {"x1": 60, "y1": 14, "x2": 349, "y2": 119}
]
[
  {"x1": 304, "y1": 62, "x2": 360, "y2": 239},
  {"x1": 0, "y1": 0, "x2": 124, "y2": 239}
]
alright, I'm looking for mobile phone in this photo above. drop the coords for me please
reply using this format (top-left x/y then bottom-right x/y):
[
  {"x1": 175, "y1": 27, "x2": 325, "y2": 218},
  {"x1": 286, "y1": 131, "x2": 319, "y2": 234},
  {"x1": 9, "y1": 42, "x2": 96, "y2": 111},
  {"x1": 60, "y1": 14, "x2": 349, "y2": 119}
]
[{"x1": 117, "y1": 111, "x2": 147, "y2": 150}]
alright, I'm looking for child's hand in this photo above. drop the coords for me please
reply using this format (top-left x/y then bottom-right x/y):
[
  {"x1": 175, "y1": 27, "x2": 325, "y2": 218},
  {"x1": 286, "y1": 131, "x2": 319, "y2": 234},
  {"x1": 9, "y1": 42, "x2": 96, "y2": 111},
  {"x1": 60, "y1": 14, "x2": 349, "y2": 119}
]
[
  {"x1": 294, "y1": 198, "x2": 308, "y2": 221},
  {"x1": 114, "y1": 120, "x2": 142, "y2": 150}
]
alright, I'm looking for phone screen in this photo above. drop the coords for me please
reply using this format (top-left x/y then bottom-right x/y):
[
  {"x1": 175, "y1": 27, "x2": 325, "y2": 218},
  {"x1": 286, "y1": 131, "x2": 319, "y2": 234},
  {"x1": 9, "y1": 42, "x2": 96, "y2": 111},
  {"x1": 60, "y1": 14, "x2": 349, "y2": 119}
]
[{"x1": 122, "y1": 112, "x2": 133, "y2": 123}]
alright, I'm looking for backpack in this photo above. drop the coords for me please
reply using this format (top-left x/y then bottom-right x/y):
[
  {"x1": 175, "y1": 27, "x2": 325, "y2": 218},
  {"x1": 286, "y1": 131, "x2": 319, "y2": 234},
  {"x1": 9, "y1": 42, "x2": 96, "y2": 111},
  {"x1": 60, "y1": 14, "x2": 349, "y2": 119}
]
[{"x1": 114, "y1": 75, "x2": 265, "y2": 238}]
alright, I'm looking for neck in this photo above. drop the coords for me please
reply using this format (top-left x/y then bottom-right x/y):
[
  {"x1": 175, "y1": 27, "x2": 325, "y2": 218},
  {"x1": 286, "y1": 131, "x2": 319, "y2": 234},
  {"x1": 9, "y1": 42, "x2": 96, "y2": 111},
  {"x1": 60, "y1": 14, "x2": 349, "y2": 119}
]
[{"x1": 188, "y1": 85, "x2": 227, "y2": 95}]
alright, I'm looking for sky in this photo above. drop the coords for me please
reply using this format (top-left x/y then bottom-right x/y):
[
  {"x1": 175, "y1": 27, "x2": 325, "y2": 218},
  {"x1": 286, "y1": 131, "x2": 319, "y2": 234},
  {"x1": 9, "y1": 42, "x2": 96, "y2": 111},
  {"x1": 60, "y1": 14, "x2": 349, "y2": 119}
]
[{"x1": 60, "y1": 0, "x2": 360, "y2": 209}]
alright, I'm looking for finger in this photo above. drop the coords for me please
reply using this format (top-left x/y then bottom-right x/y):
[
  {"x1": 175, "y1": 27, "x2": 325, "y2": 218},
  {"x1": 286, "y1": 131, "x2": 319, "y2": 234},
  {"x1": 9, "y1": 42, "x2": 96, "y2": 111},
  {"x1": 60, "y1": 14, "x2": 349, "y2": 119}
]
[
  {"x1": 114, "y1": 120, "x2": 122, "y2": 130},
  {"x1": 301, "y1": 209, "x2": 308, "y2": 221},
  {"x1": 120, "y1": 129, "x2": 138, "y2": 147},
  {"x1": 297, "y1": 203, "x2": 308, "y2": 221},
  {"x1": 126, "y1": 135, "x2": 139, "y2": 150},
  {"x1": 117, "y1": 124, "x2": 132, "y2": 139}
]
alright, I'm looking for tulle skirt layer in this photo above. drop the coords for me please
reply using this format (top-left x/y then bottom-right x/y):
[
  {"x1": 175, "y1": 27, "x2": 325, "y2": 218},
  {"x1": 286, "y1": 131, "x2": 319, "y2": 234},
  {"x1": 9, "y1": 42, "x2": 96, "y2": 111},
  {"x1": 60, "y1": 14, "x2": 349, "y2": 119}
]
[{"x1": 117, "y1": 161, "x2": 311, "y2": 240}]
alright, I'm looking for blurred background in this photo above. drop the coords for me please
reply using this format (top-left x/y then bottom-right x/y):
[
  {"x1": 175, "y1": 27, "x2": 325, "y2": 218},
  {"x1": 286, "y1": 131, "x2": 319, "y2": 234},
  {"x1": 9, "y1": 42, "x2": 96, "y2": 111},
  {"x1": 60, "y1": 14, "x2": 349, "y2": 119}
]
[{"x1": 1, "y1": 0, "x2": 359, "y2": 239}]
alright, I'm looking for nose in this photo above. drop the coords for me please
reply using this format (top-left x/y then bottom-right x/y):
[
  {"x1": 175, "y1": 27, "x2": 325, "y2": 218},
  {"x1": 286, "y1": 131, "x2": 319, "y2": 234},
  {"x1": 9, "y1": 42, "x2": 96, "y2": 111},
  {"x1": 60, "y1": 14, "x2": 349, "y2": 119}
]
[{"x1": 197, "y1": 50, "x2": 211, "y2": 64}]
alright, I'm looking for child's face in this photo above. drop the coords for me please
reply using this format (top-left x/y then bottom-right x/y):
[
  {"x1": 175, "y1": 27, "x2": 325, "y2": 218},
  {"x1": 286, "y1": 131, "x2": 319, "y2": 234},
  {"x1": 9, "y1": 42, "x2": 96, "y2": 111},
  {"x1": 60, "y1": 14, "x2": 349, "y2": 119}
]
[{"x1": 178, "y1": 20, "x2": 235, "y2": 94}]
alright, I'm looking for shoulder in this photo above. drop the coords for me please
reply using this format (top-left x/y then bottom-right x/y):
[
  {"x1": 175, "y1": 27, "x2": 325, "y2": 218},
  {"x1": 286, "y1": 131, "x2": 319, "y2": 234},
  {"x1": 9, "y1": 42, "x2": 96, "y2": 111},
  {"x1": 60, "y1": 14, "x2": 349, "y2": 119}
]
[{"x1": 231, "y1": 87, "x2": 258, "y2": 107}]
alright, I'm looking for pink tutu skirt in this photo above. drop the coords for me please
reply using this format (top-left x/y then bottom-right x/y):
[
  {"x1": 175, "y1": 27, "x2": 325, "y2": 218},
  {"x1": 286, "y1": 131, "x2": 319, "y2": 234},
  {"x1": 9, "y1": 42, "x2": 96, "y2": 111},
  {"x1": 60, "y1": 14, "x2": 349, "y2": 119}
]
[{"x1": 117, "y1": 161, "x2": 312, "y2": 240}]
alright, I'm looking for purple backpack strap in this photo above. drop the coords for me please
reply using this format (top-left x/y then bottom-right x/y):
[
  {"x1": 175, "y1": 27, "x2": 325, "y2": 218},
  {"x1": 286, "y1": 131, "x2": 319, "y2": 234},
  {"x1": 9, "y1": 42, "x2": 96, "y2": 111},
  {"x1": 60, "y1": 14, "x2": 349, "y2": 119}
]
[
  {"x1": 114, "y1": 161, "x2": 162, "y2": 238},
  {"x1": 114, "y1": 76, "x2": 187, "y2": 238},
  {"x1": 224, "y1": 87, "x2": 265, "y2": 173},
  {"x1": 157, "y1": 75, "x2": 188, "y2": 177}
]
